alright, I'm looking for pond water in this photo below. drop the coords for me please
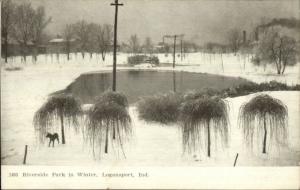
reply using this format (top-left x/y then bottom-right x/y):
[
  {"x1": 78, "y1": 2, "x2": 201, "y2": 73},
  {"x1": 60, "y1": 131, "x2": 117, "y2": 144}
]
[{"x1": 62, "y1": 70, "x2": 249, "y2": 104}]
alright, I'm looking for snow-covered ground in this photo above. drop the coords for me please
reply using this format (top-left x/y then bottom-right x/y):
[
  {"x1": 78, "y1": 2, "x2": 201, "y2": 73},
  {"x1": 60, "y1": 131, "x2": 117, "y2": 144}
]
[
  {"x1": 1, "y1": 52, "x2": 299, "y2": 166},
  {"x1": 5, "y1": 52, "x2": 300, "y2": 84}
]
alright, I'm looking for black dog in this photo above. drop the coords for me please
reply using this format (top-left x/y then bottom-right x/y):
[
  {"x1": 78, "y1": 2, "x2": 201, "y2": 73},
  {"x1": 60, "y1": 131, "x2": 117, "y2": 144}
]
[{"x1": 46, "y1": 133, "x2": 59, "y2": 147}]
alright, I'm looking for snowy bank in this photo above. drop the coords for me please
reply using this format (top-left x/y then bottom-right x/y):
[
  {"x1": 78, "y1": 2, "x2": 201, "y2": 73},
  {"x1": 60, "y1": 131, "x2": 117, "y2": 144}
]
[{"x1": 1, "y1": 52, "x2": 299, "y2": 166}]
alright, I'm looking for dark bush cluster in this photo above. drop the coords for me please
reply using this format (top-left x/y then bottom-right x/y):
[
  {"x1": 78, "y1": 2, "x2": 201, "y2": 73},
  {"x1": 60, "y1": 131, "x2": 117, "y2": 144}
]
[
  {"x1": 4, "y1": 66, "x2": 23, "y2": 71},
  {"x1": 137, "y1": 80, "x2": 299, "y2": 124},
  {"x1": 128, "y1": 55, "x2": 159, "y2": 65},
  {"x1": 224, "y1": 80, "x2": 299, "y2": 97},
  {"x1": 184, "y1": 88, "x2": 224, "y2": 101},
  {"x1": 137, "y1": 93, "x2": 183, "y2": 124}
]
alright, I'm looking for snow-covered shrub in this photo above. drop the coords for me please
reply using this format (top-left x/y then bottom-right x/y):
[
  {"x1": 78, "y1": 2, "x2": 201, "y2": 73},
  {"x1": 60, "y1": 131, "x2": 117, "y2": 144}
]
[
  {"x1": 128, "y1": 55, "x2": 159, "y2": 65},
  {"x1": 94, "y1": 91, "x2": 128, "y2": 108},
  {"x1": 225, "y1": 81, "x2": 259, "y2": 97},
  {"x1": 149, "y1": 56, "x2": 159, "y2": 65},
  {"x1": 137, "y1": 92, "x2": 183, "y2": 124},
  {"x1": 4, "y1": 66, "x2": 23, "y2": 71},
  {"x1": 184, "y1": 88, "x2": 223, "y2": 101},
  {"x1": 291, "y1": 84, "x2": 300, "y2": 90},
  {"x1": 259, "y1": 81, "x2": 289, "y2": 91},
  {"x1": 223, "y1": 80, "x2": 299, "y2": 97}
]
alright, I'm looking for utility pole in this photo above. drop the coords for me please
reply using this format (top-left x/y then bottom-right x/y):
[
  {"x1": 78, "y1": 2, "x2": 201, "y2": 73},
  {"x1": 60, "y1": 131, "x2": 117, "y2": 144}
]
[
  {"x1": 180, "y1": 38, "x2": 183, "y2": 61},
  {"x1": 111, "y1": 0, "x2": 123, "y2": 91},
  {"x1": 163, "y1": 34, "x2": 184, "y2": 68},
  {"x1": 173, "y1": 35, "x2": 176, "y2": 68}
]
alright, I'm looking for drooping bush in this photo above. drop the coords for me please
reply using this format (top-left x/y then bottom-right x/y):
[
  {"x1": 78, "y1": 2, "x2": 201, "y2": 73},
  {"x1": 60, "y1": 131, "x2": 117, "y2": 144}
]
[
  {"x1": 33, "y1": 94, "x2": 82, "y2": 144},
  {"x1": 180, "y1": 96, "x2": 229, "y2": 157},
  {"x1": 85, "y1": 91, "x2": 132, "y2": 158},
  {"x1": 238, "y1": 94, "x2": 288, "y2": 153}
]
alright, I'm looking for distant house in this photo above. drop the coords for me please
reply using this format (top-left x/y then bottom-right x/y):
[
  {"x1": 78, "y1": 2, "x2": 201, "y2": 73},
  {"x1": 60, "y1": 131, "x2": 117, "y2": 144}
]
[
  {"x1": 1, "y1": 38, "x2": 35, "y2": 57},
  {"x1": 47, "y1": 35, "x2": 77, "y2": 54},
  {"x1": 48, "y1": 37, "x2": 65, "y2": 54},
  {"x1": 154, "y1": 42, "x2": 165, "y2": 53}
]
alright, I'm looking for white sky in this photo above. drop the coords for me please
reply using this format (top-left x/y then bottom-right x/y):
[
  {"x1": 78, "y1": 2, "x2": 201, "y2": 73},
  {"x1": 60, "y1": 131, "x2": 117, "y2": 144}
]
[{"x1": 17, "y1": 0, "x2": 299, "y2": 45}]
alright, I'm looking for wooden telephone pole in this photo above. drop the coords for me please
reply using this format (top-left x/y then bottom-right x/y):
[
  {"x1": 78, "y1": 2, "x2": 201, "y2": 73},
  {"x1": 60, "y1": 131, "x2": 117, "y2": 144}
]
[
  {"x1": 163, "y1": 34, "x2": 184, "y2": 68},
  {"x1": 111, "y1": 0, "x2": 123, "y2": 91}
]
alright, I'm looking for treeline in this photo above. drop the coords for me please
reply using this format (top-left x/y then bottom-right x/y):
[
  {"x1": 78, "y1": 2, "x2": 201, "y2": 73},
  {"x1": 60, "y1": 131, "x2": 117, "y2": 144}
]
[
  {"x1": 1, "y1": 0, "x2": 114, "y2": 62},
  {"x1": 1, "y1": 0, "x2": 51, "y2": 62},
  {"x1": 62, "y1": 21, "x2": 113, "y2": 61},
  {"x1": 201, "y1": 18, "x2": 299, "y2": 75}
]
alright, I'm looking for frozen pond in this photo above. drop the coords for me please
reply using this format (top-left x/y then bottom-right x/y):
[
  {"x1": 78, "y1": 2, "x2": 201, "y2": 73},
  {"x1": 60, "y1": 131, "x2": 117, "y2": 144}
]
[{"x1": 61, "y1": 70, "x2": 249, "y2": 104}]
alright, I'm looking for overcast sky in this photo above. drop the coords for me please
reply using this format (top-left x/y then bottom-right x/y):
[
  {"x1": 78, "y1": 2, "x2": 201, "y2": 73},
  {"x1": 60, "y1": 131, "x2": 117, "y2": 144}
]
[{"x1": 22, "y1": 0, "x2": 299, "y2": 45}]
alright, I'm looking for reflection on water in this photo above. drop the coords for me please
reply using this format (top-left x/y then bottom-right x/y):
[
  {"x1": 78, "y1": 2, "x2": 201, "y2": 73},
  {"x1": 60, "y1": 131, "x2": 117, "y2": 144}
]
[{"x1": 64, "y1": 70, "x2": 248, "y2": 104}]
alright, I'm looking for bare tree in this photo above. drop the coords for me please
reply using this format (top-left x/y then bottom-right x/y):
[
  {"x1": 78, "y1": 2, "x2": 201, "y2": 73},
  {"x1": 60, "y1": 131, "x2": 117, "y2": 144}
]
[
  {"x1": 86, "y1": 23, "x2": 98, "y2": 59},
  {"x1": 73, "y1": 20, "x2": 89, "y2": 58},
  {"x1": 129, "y1": 34, "x2": 140, "y2": 55},
  {"x1": 95, "y1": 24, "x2": 113, "y2": 61},
  {"x1": 1, "y1": 0, "x2": 15, "y2": 63},
  {"x1": 32, "y1": 6, "x2": 52, "y2": 62},
  {"x1": 253, "y1": 28, "x2": 297, "y2": 75},
  {"x1": 11, "y1": 2, "x2": 35, "y2": 62},
  {"x1": 227, "y1": 28, "x2": 242, "y2": 55},
  {"x1": 143, "y1": 37, "x2": 153, "y2": 56},
  {"x1": 62, "y1": 24, "x2": 74, "y2": 61},
  {"x1": 280, "y1": 36, "x2": 297, "y2": 74}
]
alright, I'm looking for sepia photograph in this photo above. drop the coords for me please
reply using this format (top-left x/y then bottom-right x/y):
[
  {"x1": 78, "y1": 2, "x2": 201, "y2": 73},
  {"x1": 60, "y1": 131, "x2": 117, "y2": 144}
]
[{"x1": 1, "y1": 0, "x2": 299, "y2": 189}]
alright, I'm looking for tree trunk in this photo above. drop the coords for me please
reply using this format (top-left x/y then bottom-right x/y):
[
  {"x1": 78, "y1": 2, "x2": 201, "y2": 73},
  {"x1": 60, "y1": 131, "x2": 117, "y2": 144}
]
[
  {"x1": 60, "y1": 113, "x2": 66, "y2": 144},
  {"x1": 281, "y1": 62, "x2": 286, "y2": 75},
  {"x1": 101, "y1": 52, "x2": 105, "y2": 61},
  {"x1": 23, "y1": 145, "x2": 28, "y2": 165},
  {"x1": 220, "y1": 54, "x2": 224, "y2": 73},
  {"x1": 22, "y1": 43, "x2": 27, "y2": 63},
  {"x1": 277, "y1": 69, "x2": 280, "y2": 75},
  {"x1": 4, "y1": 32, "x2": 8, "y2": 63},
  {"x1": 262, "y1": 116, "x2": 267, "y2": 154},
  {"x1": 56, "y1": 53, "x2": 60, "y2": 63},
  {"x1": 33, "y1": 45, "x2": 38, "y2": 63},
  {"x1": 113, "y1": 126, "x2": 116, "y2": 140},
  {"x1": 180, "y1": 39, "x2": 183, "y2": 61},
  {"x1": 66, "y1": 41, "x2": 70, "y2": 61},
  {"x1": 104, "y1": 124, "x2": 109, "y2": 153},
  {"x1": 275, "y1": 61, "x2": 281, "y2": 75},
  {"x1": 277, "y1": 47, "x2": 282, "y2": 75},
  {"x1": 173, "y1": 36, "x2": 176, "y2": 68},
  {"x1": 207, "y1": 121, "x2": 211, "y2": 157},
  {"x1": 173, "y1": 71, "x2": 176, "y2": 92}
]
